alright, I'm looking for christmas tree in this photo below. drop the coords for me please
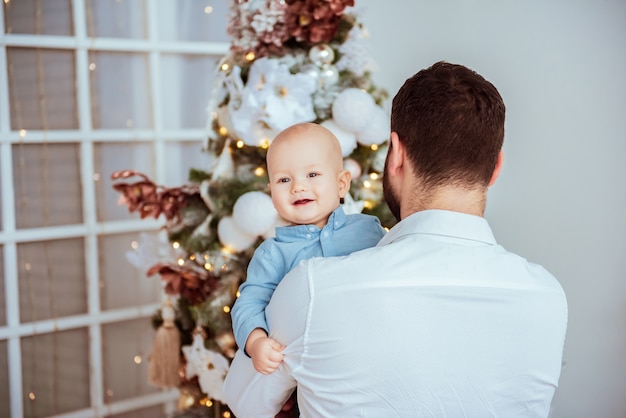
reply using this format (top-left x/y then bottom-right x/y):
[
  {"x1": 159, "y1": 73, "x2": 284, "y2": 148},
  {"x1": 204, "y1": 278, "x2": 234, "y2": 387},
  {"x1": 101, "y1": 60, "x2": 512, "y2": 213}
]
[{"x1": 111, "y1": 0, "x2": 394, "y2": 413}]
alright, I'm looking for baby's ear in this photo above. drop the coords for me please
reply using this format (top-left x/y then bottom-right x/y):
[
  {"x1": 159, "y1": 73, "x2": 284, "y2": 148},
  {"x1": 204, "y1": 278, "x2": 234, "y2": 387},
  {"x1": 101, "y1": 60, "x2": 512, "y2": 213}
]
[{"x1": 338, "y1": 170, "x2": 351, "y2": 198}]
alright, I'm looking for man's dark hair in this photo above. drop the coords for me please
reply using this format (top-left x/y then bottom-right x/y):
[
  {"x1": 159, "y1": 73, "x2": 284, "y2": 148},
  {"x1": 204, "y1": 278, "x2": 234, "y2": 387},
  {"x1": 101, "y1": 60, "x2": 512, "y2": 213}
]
[{"x1": 390, "y1": 61, "x2": 505, "y2": 188}]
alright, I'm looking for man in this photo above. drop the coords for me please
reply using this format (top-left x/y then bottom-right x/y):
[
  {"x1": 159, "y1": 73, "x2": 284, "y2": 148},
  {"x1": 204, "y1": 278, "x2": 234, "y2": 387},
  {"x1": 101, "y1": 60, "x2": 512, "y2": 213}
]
[{"x1": 223, "y1": 61, "x2": 568, "y2": 417}]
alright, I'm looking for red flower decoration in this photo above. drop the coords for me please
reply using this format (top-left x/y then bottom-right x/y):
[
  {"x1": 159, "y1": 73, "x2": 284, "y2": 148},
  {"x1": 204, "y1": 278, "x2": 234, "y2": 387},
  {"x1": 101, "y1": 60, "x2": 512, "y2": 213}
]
[
  {"x1": 147, "y1": 263, "x2": 221, "y2": 305},
  {"x1": 285, "y1": 0, "x2": 354, "y2": 44},
  {"x1": 111, "y1": 170, "x2": 199, "y2": 222}
]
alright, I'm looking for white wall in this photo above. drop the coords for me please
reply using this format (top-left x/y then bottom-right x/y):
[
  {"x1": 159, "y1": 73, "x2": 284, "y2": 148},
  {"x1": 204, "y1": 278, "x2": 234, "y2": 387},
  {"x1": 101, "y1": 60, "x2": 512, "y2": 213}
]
[{"x1": 360, "y1": 1, "x2": 626, "y2": 417}]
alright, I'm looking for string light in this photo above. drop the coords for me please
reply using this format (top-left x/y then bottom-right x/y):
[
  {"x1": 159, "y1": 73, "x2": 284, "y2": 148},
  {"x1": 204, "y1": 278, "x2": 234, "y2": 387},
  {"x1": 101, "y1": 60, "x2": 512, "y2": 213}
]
[
  {"x1": 221, "y1": 63, "x2": 230, "y2": 71},
  {"x1": 218, "y1": 126, "x2": 228, "y2": 136},
  {"x1": 364, "y1": 200, "x2": 374, "y2": 209},
  {"x1": 363, "y1": 180, "x2": 372, "y2": 188},
  {"x1": 181, "y1": 394, "x2": 195, "y2": 408},
  {"x1": 254, "y1": 167, "x2": 265, "y2": 177},
  {"x1": 223, "y1": 411, "x2": 232, "y2": 418},
  {"x1": 236, "y1": 140, "x2": 244, "y2": 148},
  {"x1": 177, "y1": 258, "x2": 185, "y2": 266},
  {"x1": 133, "y1": 355, "x2": 142, "y2": 364},
  {"x1": 204, "y1": 262, "x2": 213, "y2": 271},
  {"x1": 19, "y1": 129, "x2": 26, "y2": 138},
  {"x1": 130, "y1": 240, "x2": 139, "y2": 249},
  {"x1": 223, "y1": 306, "x2": 231, "y2": 313},
  {"x1": 369, "y1": 172, "x2": 379, "y2": 180},
  {"x1": 204, "y1": 6, "x2": 213, "y2": 14},
  {"x1": 88, "y1": 62, "x2": 96, "y2": 71},
  {"x1": 172, "y1": 241, "x2": 180, "y2": 249},
  {"x1": 28, "y1": 391, "x2": 35, "y2": 401},
  {"x1": 189, "y1": 254, "x2": 196, "y2": 261},
  {"x1": 371, "y1": 144, "x2": 379, "y2": 151},
  {"x1": 236, "y1": 290, "x2": 240, "y2": 298},
  {"x1": 93, "y1": 173, "x2": 101, "y2": 181},
  {"x1": 259, "y1": 139, "x2": 270, "y2": 149},
  {"x1": 245, "y1": 52, "x2": 255, "y2": 61}
]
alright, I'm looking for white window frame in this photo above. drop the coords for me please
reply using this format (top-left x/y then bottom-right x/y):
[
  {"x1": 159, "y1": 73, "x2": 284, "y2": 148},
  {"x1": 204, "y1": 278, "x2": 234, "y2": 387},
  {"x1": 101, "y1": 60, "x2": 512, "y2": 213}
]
[{"x1": 0, "y1": 1, "x2": 228, "y2": 416}]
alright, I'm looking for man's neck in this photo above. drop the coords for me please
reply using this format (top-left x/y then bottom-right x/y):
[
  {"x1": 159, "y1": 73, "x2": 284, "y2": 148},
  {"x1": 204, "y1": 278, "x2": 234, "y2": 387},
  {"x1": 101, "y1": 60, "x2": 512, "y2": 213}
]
[{"x1": 401, "y1": 185, "x2": 487, "y2": 219}]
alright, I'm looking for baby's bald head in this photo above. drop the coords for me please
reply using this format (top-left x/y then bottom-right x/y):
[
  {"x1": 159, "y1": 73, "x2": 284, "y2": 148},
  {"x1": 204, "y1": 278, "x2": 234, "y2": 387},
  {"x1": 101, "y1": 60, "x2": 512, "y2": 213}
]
[{"x1": 267, "y1": 123, "x2": 344, "y2": 177}]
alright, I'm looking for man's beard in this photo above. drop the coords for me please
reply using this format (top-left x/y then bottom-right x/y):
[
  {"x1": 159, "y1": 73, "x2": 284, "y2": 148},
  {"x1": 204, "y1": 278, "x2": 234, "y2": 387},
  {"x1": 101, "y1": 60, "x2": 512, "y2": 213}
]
[{"x1": 383, "y1": 156, "x2": 401, "y2": 222}]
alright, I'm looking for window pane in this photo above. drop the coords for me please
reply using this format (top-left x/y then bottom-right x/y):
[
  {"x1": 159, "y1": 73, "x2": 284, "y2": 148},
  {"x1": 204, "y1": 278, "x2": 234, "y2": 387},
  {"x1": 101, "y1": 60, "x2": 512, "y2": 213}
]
[
  {"x1": 106, "y1": 405, "x2": 166, "y2": 418},
  {"x1": 102, "y1": 318, "x2": 158, "y2": 403},
  {"x1": 89, "y1": 52, "x2": 153, "y2": 129},
  {"x1": 157, "y1": 0, "x2": 229, "y2": 42},
  {"x1": 160, "y1": 54, "x2": 220, "y2": 130},
  {"x1": 17, "y1": 238, "x2": 87, "y2": 323},
  {"x1": 0, "y1": 245, "x2": 5, "y2": 326},
  {"x1": 21, "y1": 328, "x2": 90, "y2": 416},
  {"x1": 12, "y1": 143, "x2": 83, "y2": 228},
  {"x1": 94, "y1": 142, "x2": 155, "y2": 222},
  {"x1": 7, "y1": 48, "x2": 78, "y2": 130},
  {"x1": 85, "y1": 0, "x2": 146, "y2": 39},
  {"x1": 99, "y1": 232, "x2": 162, "y2": 311},
  {"x1": 0, "y1": 147, "x2": 3, "y2": 230},
  {"x1": 3, "y1": 0, "x2": 73, "y2": 36},
  {"x1": 163, "y1": 140, "x2": 213, "y2": 187},
  {"x1": 0, "y1": 340, "x2": 8, "y2": 416}
]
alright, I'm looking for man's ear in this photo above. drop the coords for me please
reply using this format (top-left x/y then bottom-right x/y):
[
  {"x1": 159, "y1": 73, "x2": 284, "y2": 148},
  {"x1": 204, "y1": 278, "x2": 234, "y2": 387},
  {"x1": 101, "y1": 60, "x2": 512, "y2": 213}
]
[
  {"x1": 488, "y1": 151, "x2": 504, "y2": 186},
  {"x1": 338, "y1": 169, "x2": 351, "y2": 198},
  {"x1": 386, "y1": 132, "x2": 405, "y2": 177}
]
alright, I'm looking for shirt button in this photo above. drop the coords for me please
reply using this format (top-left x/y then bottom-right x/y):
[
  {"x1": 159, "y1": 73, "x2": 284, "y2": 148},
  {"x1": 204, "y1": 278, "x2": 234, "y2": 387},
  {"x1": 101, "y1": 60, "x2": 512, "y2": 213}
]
[
  {"x1": 308, "y1": 226, "x2": 316, "y2": 232},
  {"x1": 334, "y1": 222, "x2": 339, "y2": 227},
  {"x1": 306, "y1": 233, "x2": 312, "y2": 239},
  {"x1": 322, "y1": 231, "x2": 329, "y2": 237}
]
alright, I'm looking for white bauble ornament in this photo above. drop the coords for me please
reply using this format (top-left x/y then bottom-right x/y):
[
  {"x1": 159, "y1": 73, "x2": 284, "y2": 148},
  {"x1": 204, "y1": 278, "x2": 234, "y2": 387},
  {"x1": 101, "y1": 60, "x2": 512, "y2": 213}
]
[
  {"x1": 262, "y1": 216, "x2": 291, "y2": 240},
  {"x1": 321, "y1": 119, "x2": 357, "y2": 157},
  {"x1": 300, "y1": 63, "x2": 320, "y2": 84},
  {"x1": 318, "y1": 64, "x2": 339, "y2": 88},
  {"x1": 232, "y1": 191, "x2": 278, "y2": 236},
  {"x1": 343, "y1": 158, "x2": 362, "y2": 179},
  {"x1": 217, "y1": 216, "x2": 256, "y2": 252},
  {"x1": 356, "y1": 105, "x2": 390, "y2": 146},
  {"x1": 308, "y1": 44, "x2": 335, "y2": 66},
  {"x1": 332, "y1": 88, "x2": 376, "y2": 133}
]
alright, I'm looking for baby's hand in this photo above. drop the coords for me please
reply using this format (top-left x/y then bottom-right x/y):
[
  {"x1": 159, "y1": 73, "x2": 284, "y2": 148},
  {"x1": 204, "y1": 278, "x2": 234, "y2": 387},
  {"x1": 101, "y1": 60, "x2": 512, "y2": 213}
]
[{"x1": 248, "y1": 336, "x2": 285, "y2": 375}]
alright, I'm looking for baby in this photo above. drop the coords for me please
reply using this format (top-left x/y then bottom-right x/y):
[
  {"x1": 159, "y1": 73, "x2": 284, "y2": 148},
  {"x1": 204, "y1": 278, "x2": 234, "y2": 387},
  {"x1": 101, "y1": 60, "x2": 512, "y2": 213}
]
[{"x1": 230, "y1": 122, "x2": 386, "y2": 374}]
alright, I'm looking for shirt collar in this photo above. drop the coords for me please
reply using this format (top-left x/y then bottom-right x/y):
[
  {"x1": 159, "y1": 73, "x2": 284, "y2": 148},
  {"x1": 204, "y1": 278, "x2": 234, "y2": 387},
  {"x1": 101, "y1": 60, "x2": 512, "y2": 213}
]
[
  {"x1": 275, "y1": 206, "x2": 346, "y2": 242},
  {"x1": 378, "y1": 209, "x2": 497, "y2": 247}
]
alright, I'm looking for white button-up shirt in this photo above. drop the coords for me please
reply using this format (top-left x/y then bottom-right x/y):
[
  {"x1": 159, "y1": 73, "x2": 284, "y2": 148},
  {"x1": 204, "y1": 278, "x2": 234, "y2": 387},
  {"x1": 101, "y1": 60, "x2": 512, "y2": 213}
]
[{"x1": 223, "y1": 210, "x2": 568, "y2": 418}]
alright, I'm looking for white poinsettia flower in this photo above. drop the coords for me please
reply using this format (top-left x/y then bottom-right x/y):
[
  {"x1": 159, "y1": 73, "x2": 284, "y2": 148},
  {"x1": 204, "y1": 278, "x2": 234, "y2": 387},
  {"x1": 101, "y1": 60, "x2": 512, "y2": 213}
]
[
  {"x1": 264, "y1": 74, "x2": 317, "y2": 132},
  {"x1": 229, "y1": 88, "x2": 276, "y2": 146},
  {"x1": 229, "y1": 58, "x2": 316, "y2": 145}
]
